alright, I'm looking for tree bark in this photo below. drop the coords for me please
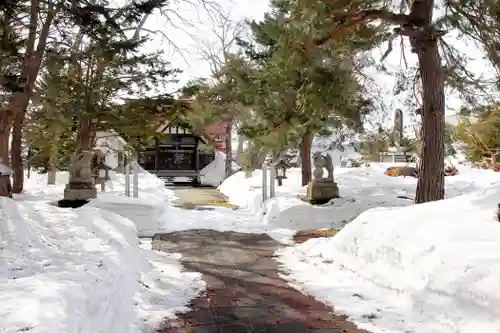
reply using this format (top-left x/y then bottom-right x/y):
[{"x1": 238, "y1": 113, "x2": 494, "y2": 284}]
[
  {"x1": 0, "y1": 111, "x2": 12, "y2": 197},
  {"x1": 6, "y1": 1, "x2": 58, "y2": 195},
  {"x1": 415, "y1": 42, "x2": 445, "y2": 203},
  {"x1": 0, "y1": 111, "x2": 11, "y2": 165},
  {"x1": 47, "y1": 168, "x2": 57, "y2": 185},
  {"x1": 236, "y1": 134, "x2": 244, "y2": 161},
  {"x1": 224, "y1": 120, "x2": 233, "y2": 178},
  {"x1": 412, "y1": 0, "x2": 446, "y2": 203},
  {"x1": 11, "y1": 110, "x2": 25, "y2": 193},
  {"x1": 300, "y1": 131, "x2": 314, "y2": 186},
  {"x1": 251, "y1": 148, "x2": 268, "y2": 170},
  {"x1": 47, "y1": 131, "x2": 61, "y2": 185},
  {"x1": 77, "y1": 116, "x2": 93, "y2": 152}
]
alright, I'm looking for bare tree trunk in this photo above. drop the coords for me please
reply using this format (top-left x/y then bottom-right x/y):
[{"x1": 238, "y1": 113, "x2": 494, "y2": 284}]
[
  {"x1": 0, "y1": 112, "x2": 11, "y2": 165},
  {"x1": 413, "y1": 2, "x2": 446, "y2": 203},
  {"x1": 224, "y1": 120, "x2": 232, "y2": 178},
  {"x1": 0, "y1": 111, "x2": 12, "y2": 197},
  {"x1": 47, "y1": 132, "x2": 61, "y2": 185},
  {"x1": 77, "y1": 116, "x2": 93, "y2": 152},
  {"x1": 11, "y1": 110, "x2": 25, "y2": 193},
  {"x1": 47, "y1": 168, "x2": 57, "y2": 184},
  {"x1": 7, "y1": 1, "x2": 58, "y2": 195},
  {"x1": 300, "y1": 131, "x2": 314, "y2": 186},
  {"x1": 251, "y1": 148, "x2": 268, "y2": 170},
  {"x1": 236, "y1": 134, "x2": 244, "y2": 161}
]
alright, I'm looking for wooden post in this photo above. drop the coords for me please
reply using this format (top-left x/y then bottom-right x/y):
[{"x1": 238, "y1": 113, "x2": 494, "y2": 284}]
[
  {"x1": 133, "y1": 152, "x2": 139, "y2": 198},
  {"x1": 270, "y1": 166, "x2": 276, "y2": 198},
  {"x1": 27, "y1": 147, "x2": 31, "y2": 179},
  {"x1": 154, "y1": 138, "x2": 160, "y2": 172},
  {"x1": 125, "y1": 155, "x2": 130, "y2": 197},
  {"x1": 262, "y1": 163, "x2": 268, "y2": 203},
  {"x1": 195, "y1": 138, "x2": 200, "y2": 183}
]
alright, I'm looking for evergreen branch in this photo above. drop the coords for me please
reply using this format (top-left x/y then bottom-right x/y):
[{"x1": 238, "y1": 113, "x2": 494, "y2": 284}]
[{"x1": 314, "y1": 9, "x2": 410, "y2": 45}]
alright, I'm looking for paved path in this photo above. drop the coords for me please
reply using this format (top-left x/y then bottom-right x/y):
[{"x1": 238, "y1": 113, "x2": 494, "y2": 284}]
[
  {"x1": 168, "y1": 187, "x2": 236, "y2": 209},
  {"x1": 153, "y1": 229, "x2": 369, "y2": 333}
]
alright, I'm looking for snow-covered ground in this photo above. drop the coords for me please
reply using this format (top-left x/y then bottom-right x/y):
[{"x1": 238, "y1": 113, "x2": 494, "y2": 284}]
[
  {"x1": 218, "y1": 162, "x2": 500, "y2": 332},
  {"x1": 1, "y1": 170, "x2": 205, "y2": 333},
  {"x1": 218, "y1": 163, "x2": 500, "y2": 230},
  {"x1": 278, "y1": 186, "x2": 500, "y2": 333},
  {"x1": 4, "y1": 159, "x2": 500, "y2": 333}
]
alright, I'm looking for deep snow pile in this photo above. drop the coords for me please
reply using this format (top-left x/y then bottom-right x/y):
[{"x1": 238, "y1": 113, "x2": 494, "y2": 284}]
[
  {"x1": 278, "y1": 186, "x2": 500, "y2": 333},
  {"x1": 219, "y1": 164, "x2": 500, "y2": 229},
  {"x1": 89, "y1": 193, "x2": 295, "y2": 243},
  {"x1": 21, "y1": 164, "x2": 175, "y2": 204},
  {"x1": 200, "y1": 151, "x2": 226, "y2": 187},
  {"x1": 0, "y1": 198, "x2": 204, "y2": 333},
  {"x1": 87, "y1": 194, "x2": 175, "y2": 237}
]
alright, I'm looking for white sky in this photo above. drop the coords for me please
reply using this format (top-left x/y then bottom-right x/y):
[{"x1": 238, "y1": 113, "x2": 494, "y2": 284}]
[
  {"x1": 138, "y1": 0, "x2": 498, "y2": 129},
  {"x1": 142, "y1": 0, "x2": 269, "y2": 88}
]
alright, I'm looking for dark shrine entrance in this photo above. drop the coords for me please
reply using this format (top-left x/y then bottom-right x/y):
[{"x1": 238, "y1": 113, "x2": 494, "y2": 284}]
[{"x1": 138, "y1": 123, "x2": 214, "y2": 184}]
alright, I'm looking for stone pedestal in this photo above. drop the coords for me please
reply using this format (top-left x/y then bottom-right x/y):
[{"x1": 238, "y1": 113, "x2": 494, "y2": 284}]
[
  {"x1": 63, "y1": 185, "x2": 97, "y2": 201},
  {"x1": 306, "y1": 180, "x2": 339, "y2": 205}
]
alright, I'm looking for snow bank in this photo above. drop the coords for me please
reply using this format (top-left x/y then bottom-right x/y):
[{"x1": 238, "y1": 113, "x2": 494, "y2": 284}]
[
  {"x1": 87, "y1": 194, "x2": 180, "y2": 237},
  {"x1": 22, "y1": 167, "x2": 175, "y2": 203},
  {"x1": 0, "y1": 198, "x2": 204, "y2": 333},
  {"x1": 106, "y1": 163, "x2": 175, "y2": 203},
  {"x1": 218, "y1": 168, "x2": 304, "y2": 213},
  {"x1": 278, "y1": 186, "x2": 500, "y2": 333},
  {"x1": 200, "y1": 151, "x2": 226, "y2": 187},
  {"x1": 219, "y1": 164, "x2": 500, "y2": 229}
]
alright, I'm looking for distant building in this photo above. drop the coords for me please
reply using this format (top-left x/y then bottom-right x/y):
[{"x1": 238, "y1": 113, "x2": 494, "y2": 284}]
[{"x1": 94, "y1": 130, "x2": 127, "y2": 170}]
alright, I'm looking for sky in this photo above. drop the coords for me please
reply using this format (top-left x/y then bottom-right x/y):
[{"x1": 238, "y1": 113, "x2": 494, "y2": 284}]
[
  {"x1": 138, "y1": 0, "x2": 498, "y2": 130},
  {"x1": 142, "y1": 0, "x2": 269, "y2": 88}
]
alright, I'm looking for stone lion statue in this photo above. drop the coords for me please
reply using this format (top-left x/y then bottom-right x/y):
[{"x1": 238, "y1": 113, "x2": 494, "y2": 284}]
[{"x1": 69, "y1": 150, "x2": 94, "y2": 183}]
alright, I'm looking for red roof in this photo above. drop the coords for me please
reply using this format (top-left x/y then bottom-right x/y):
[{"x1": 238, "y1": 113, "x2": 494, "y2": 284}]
[{"x1": 204, "y1": 121, "x2": 231, "y2": 142}]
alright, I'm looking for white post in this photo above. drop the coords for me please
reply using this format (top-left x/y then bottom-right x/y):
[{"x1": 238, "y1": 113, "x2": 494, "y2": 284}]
[
  {"x1": 133, "y1": 163, "x2": 139, "y2": 198},
  {"x1": 262, "y1": 163, "x2": 268, "y2": 203},
  {"x1": 125, "y1": 162, "x2": 130, "y2": 197},
  {"x1": 269, "y1": 166, "x2": 276, "y2": 198},
  {"x1": 100, "y1": 180, "x2": 105, "y2": 192}
]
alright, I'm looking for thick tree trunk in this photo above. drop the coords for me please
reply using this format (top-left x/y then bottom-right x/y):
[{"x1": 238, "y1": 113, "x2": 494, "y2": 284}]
[
  {"x1": 47, "y1": 168, "x2": 57, "y2": 185},
  {"x1": 0, "y1": 111, "x2": 12, "y2": 197},
  {"x1": 300, "y1": 131, "x2": 314, "y2": 186},
  {"x1": 224, "y1": 120, "x2": 233, "y2": 178},
  {"x1": 47, "y1": 133, "x2": 61, "y2": 185},
  {"x1": 251, "y1": 148, "x2": 268, "y2": 170},
  {"x1": 11, "y1": 111, "x2": 26, "y2": 193},
  {"x1": 236, "y1": 134, "x2": 244, "y2": 160},
  {"x1": 77, "y1": 116, "x2": 93, "y2": 151},
  {"x1": 412, "y1": 2, "x2": 446, "y2": 203},
  {"x1": 415, "y1": 42, "x2": 445, "y2": 203},
  {"x1": 0, "y1": 111, "x2": 11, "y2": 165}
]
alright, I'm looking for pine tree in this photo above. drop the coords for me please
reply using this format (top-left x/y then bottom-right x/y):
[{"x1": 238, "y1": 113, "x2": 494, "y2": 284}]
[
  {"x1": 219, "y1": 0, "x2": 379, "y2": 185},
  {"x1": 288, "y1": 0, "x2": 500, "y2": 202}
]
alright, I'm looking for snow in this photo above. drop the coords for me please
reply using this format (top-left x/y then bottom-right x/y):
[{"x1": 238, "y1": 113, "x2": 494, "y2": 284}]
[
  {"x1": 0, "y1": 163, "x2": 13, "y2": 175},
  {"x1": 21, "y1": 164, "x2": 175, "y2": 205},
  {"x1": 216, "y1": 160, "x2": 500, "y2": 332},
  {"x1": 7, "y1": 153, "x2": 500, "y2": 333},
  {"x1": 1, "y1": 171, "x2": 204, "y2": 333},
  {"x1": 87, "y1": 194, "x2": 173, "y2": 237},
  {"x1": 273, "y1": 171, "x2": 500, "y2": 332},
  {"x1": 219, "y1": 163, "x2": 500, "y2": 230},
  {"x1": 200, "y1": 151, "x2": 226, "y2": 187}
]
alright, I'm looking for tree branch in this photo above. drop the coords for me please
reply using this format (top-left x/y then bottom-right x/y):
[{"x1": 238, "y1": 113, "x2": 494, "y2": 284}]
[{"x1": 315, "y1": 9, "x2": 410, "y2": 45}]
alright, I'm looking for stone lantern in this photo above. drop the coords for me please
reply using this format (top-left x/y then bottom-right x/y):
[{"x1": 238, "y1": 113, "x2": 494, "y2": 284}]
[{"x1": 274, "y1": 160, "x2": 288, "y2": 186}]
